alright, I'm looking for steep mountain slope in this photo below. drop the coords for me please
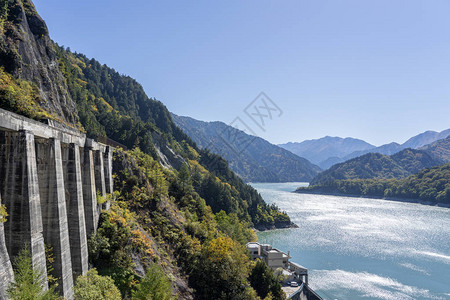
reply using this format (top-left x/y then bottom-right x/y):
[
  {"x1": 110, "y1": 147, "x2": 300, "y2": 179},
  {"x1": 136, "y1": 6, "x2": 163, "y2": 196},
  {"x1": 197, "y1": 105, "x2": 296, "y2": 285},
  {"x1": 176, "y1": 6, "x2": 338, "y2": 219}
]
[
  {"x1": 0, "y1": 0, "x2": 78, "y2": 124},
  {"x1": 173, "y1": 114, "x2": 321, "y2": 182},
  {"x1": 420, "y1": 136, "x2": 450, "y2": 163},
  {"x1": 297, "y1": 164, "x2": 450, "y2": 205},
  {"x1": 278, "y1": 136, "x2": 374, "y2": 169},
  {"x1": 310, "y1": 148, "x2": 443, "y2": 185}
]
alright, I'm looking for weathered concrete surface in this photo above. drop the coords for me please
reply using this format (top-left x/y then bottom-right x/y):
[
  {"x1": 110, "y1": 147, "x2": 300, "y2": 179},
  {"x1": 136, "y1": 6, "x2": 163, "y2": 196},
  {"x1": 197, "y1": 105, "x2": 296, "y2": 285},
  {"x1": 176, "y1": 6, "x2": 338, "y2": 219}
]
[
  {"x1": 0, "y1": 131, "x2": 48, "y2": 289},
  {"x1": 0, "y1": 193, "x2": 14, "y2": 300},
  {"x1": 36, "y1": 138, "x2": 74, "y2": 300},
  {"x1": 82, "y1": 148, "x2": 98, "y2": 236},
  {"x1": 62, "y1": 143, "x2": 88, "y2": 278},
  {"x1": 0, "y1": 110, "x2": 114, "y2": 298},
  {"x1": 0, "y1": 108, "x2": 85, "y2": 146},
  {"x1": 94, "y1": 150, "x2": 106, "y2": 214},
  {"x1": 103, "y1": 146, "x2": 113, "y2": 210},
  {"x1": 0, "y1": 109, "x2": 108, "y2": 151}
]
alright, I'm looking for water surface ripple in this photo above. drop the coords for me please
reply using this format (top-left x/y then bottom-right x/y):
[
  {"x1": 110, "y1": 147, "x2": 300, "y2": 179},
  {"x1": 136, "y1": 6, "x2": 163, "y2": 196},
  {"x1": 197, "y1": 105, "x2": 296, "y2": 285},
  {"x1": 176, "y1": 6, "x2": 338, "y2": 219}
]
[{"x1": 251, "y1": 182, "x2": 450, "y2": 300}]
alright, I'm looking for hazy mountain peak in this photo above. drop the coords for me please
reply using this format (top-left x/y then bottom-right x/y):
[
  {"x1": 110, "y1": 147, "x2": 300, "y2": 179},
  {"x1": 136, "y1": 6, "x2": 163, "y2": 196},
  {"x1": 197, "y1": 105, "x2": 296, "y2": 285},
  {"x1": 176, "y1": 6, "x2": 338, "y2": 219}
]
[
  {"x1": 279, "y1": 128, "x2": 449, "y2": 170},
  {"x1": 278, "y1": 136, "x2": 375, "y2": 168}
]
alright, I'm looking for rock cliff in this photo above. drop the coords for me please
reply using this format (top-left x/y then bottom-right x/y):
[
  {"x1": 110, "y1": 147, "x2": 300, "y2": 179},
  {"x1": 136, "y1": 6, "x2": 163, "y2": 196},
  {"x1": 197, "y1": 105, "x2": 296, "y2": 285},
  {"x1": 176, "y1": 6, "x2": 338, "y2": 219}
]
[{"x1": 0, "y1": 0, "x2": 78, "y2": 125}]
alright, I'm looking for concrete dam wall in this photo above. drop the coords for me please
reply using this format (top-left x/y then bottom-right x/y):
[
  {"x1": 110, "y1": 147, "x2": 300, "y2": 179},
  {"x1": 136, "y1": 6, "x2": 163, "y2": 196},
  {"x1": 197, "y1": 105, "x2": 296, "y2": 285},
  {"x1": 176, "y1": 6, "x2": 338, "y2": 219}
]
[{"x1": 0, "y1": 108, "x2": 113, "y2": 300}]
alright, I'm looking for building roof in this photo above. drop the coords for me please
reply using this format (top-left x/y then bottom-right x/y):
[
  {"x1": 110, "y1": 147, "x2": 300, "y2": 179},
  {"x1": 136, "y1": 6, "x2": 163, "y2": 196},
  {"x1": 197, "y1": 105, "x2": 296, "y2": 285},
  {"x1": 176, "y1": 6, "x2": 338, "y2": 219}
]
[
  {"x1": 290, "y1": 261, "x2": 307, "y2": 270},
  {"x1": 246, "y1": 242, "x2": 260, "y2": 249}
]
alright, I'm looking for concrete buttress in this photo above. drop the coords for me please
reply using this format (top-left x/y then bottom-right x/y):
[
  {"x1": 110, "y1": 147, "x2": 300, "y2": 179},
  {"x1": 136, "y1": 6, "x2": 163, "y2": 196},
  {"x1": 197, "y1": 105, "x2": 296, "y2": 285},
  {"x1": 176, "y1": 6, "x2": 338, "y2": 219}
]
[
  {"x1": 36, "y1": 138, "x2": 74, "y2": 300},
  {"x1": 62, "y1": 143, "x2": 88, "y2": 278},
  {"x1": 103, "y1": 146, "x2": 113, "y2": 210},
  {"x1": 0, "y1": 131, "x2": 48, "y2": 290},
  {"x1": 0, "y1": 192, "x2": 14, "y2": 300},
  {"x1": 94, "y1": 150, "x2": 106, "y2": 215},
  {"x1": 81, "y1": 147, "x2": 97, "y2": 236}
]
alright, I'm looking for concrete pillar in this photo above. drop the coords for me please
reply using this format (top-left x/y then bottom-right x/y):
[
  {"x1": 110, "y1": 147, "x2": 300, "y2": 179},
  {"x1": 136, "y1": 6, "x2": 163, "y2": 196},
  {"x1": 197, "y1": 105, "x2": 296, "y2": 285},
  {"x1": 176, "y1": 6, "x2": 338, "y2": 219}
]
[
  {"x1": 62, "y1": 143, "x2": 88, "y2": 278},
  {"x1": 0, "y1": 192, "x2": 14, "y2": 300},
  {"x1": 81, "y1": 147, "x2": 97, "y2": 236},
  {"x1": 103, "y1": 146, "x2": 113, "y2": 210},
  {"x1": 35, "y1": 138, "x2": 74, "y2": 300},
  {"x1": 94, "y1": 150, "x2": 106, "y2": 213},
  {"x1": 0, "y1": 131, "x2": 48, "y2": 289}
]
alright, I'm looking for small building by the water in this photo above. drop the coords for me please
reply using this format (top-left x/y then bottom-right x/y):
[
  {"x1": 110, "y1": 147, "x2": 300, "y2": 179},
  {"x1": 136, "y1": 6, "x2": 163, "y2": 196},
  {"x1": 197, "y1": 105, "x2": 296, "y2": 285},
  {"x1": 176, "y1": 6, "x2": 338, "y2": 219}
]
[{"x1": 246, "y1": 242, "x2": 321, "y2": 300}]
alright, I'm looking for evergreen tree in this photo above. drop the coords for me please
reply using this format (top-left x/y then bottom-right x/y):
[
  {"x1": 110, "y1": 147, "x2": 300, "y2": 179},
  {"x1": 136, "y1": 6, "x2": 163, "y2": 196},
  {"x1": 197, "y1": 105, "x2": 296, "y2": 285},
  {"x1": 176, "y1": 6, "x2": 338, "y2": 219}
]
[
  {"x1": 7, "y1": 246, "x2": 60, "y2": 300},
  {"x1": 249, "y1": 259, "x2": 285, "y2": 300}
]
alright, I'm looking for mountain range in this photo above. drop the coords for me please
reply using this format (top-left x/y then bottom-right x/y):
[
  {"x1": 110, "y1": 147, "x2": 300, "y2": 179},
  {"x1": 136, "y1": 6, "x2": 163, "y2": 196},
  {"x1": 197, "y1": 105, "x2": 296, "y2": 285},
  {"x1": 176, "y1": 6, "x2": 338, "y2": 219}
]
[
  {"x1": 172, "y1": 115, "x2": 321, "y2": 182},
  {"x1": 310, "y1": 148, "x2": 444, "y2": 185},
  {"x1": 279, "y1": 129, "x2": 450, "y2": 169}
]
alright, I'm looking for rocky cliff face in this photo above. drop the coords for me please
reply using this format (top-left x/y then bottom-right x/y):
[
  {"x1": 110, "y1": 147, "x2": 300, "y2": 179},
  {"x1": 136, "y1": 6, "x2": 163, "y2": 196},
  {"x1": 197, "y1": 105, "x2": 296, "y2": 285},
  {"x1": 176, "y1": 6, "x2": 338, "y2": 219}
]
[{"x1": 0, "y1": 0, "x2": 78, "y2": 125}]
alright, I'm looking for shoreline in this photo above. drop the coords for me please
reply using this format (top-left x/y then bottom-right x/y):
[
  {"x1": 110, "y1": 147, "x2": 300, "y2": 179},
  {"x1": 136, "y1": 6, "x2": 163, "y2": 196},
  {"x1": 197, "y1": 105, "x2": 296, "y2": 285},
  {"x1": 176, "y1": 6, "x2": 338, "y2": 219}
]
[
  {"x1": 294, "y1": 189, "x2": 450, "y2": 208},
  {"x1": 253, "y1": 222, "x2": 299, "y2": 232}
]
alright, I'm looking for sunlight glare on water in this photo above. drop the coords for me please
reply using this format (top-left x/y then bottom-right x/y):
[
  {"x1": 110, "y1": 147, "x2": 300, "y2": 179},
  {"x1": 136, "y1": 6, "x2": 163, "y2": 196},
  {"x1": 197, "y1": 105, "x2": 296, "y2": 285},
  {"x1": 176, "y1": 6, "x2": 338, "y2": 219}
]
[{"x1": 251, "y1": 182, "x2": 450, "y2": 300}]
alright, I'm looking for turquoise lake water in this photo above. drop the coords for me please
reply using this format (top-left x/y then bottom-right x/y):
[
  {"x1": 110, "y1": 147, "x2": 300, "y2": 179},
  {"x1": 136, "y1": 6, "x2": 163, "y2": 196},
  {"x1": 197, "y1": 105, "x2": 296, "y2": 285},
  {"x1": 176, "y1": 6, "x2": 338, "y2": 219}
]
[{"x1": 250, "y1": 182, "x2": 450, "y2": 300}]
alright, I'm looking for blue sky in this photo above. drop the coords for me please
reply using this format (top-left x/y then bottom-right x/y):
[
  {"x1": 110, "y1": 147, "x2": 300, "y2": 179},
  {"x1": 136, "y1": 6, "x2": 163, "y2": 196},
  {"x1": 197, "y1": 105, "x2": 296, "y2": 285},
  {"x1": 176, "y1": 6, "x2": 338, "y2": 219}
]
[{"x1": 34, "y1": 0, "x2": 450, "y2": 146}]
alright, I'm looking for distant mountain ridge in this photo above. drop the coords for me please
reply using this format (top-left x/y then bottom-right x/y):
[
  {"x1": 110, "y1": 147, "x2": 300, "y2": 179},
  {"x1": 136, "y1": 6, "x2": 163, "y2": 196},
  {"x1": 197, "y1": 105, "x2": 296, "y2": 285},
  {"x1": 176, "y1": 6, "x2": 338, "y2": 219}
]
[
  {"x1": 342, "y1": 129, "x2": 450, "y2": 162},
  {"x1": 420, "y1": 136, "x2": 450, "y2": 163},
  {"x1": 280, "y1": 129, "x2": 450, "y2": 169},
  {"x1": 310, "y1": 148, "x2": 444, "y2": 185},
  {"x1": 279, "y1": 136, "x2": 375, "y2": 169},
  {"x1": 172, "y1": 114, "x2": 321, "y2": 182}
]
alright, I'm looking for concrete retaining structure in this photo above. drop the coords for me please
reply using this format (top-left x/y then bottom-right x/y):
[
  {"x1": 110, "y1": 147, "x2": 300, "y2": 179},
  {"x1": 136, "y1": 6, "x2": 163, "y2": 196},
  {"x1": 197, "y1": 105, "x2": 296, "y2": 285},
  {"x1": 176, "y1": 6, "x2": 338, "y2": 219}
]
[
  {"x1": 0, "y1": 131, "x2": 48, "y2": 290},
  {"x1": 0, "y1": 193, "x2": 14, "y2": 300},
  {"x1": 62, "y1": 143, "x2": 88, "y2": 278},
  {"x1": 36, "y1": 138, "x2": 74, "y2": 299},
  {"x1": 0, "y1": 108, "x2": 114, "y2": 299},
  {"x1": 82, "y1": 147, "x2": 98, "y2": 236}
]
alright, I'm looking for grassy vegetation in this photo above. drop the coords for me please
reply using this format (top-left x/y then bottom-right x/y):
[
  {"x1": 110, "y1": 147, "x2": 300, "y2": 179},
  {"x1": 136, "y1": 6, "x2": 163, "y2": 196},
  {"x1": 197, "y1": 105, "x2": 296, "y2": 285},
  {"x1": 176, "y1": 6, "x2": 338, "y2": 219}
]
[{"x1": 0, "y1": 68, "x2": 52, "y2": 120}]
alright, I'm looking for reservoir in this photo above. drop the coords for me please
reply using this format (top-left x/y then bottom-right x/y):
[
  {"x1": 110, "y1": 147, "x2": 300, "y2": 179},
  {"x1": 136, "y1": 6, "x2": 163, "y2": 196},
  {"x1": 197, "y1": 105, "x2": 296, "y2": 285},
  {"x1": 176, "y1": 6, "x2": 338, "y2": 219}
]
[{"x1": 251, "y1": 182, "x2": 450, "y2": 300}]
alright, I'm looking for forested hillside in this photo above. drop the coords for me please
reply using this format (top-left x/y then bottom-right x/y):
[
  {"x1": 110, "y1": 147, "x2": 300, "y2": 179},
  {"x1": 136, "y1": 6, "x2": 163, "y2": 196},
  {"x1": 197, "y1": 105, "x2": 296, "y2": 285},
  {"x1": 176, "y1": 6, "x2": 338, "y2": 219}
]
[
  {"x1": 310, "y1": 148, "x2": 443, "y2": 185},
  {"x1": 420, "y1": 136, "x2": 450, "y2": 163},
  {"x1": 173, "y1": 114, "x2": 321, "y2": 182},
  {"x1": 281, "y1": 130, "x2": 450, "y2": 170},
  {"x1": 54, "y1": 46, "x2": 292, "y2": 229},
  {"x1": 297, "y1": 164, "x2": 450, "y2": 204},
  {"x1": 0, "y1": 1, "x2": 292, "y2": 298}
]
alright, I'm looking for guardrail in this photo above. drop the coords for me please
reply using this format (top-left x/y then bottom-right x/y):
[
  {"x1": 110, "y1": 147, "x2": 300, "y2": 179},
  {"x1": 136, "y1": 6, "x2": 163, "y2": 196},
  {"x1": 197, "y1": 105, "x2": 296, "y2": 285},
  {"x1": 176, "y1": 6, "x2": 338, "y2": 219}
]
[{"x1": 287, "y1": 282, "x2": 304, "y2": 299}]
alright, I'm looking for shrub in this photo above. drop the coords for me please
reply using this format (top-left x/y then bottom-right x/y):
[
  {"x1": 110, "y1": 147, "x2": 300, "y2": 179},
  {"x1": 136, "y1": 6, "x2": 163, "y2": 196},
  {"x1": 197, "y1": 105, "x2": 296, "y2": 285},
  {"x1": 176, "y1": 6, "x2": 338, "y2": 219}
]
[
  {"x1": 73, "y1": 269, "x2": 121, "y2": 300},
  {"x1": 131, "y1": 264, "x2": 174, "y2": 300}
]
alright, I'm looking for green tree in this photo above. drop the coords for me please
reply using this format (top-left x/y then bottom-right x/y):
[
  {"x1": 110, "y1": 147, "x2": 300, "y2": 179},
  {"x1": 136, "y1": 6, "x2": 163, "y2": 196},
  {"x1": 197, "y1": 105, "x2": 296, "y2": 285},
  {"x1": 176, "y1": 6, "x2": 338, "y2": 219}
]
[
  {"x1": 73, "y1": 269, "x2": 121, "y2": 300},
  {"x1": 178, "y1": 163, "x2": 192, "y2": 194},
  {"x1": 7, "y1": 246, "x2": 60, "y2": 300},
  {"x1": 190, "y1": 237, "x2": 256, "y2": 300},
  {"x1": 249, "y1": 260, "x2": 285, "y2": 300},
  {"x1": 132, "y1": 264, "x2": 174, "y2": 300}
]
